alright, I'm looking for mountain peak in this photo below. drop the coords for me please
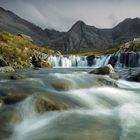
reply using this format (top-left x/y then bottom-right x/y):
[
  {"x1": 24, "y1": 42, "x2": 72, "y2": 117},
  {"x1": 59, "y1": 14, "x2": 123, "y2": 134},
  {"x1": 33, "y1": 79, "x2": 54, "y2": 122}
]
[
  {"x1": 75, "y1": 20, "x2": 86, "y2": 25},
  {"x1": 114, "y1": 17, "x2": 140, "y2": 28},
  {"x1": 69, "y1": 20, "x2": 86, "y2": 32}
]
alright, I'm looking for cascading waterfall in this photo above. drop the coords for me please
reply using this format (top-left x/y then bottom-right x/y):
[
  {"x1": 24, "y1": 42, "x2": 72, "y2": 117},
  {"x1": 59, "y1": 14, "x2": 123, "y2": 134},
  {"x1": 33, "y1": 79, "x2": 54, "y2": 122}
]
[
  {"x1": 47, "y1": 52, "x2": 140, "y2": 68},
  {"x1": 47, "y1": 55, "x2": 112, "y2": 68}
]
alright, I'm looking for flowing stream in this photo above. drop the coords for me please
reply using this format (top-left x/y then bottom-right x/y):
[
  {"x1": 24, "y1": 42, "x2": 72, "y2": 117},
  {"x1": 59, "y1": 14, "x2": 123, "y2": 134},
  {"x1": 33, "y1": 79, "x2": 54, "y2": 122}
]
[{"x1": 0, "y1": 67, "x2": 139, "y2": 140}]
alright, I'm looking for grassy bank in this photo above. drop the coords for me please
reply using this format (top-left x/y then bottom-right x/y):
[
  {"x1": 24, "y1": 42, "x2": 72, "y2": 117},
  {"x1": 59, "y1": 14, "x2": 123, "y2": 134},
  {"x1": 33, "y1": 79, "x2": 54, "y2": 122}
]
[{"x1": 0, "y1": 32, "x2": 54, "y2": 68}]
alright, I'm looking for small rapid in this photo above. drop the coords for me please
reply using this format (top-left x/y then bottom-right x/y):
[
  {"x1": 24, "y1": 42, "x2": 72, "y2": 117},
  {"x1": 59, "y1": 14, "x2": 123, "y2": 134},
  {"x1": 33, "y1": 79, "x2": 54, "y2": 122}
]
[{"x1": 0, "y1": 68, "x2": 138, "y2": 140}]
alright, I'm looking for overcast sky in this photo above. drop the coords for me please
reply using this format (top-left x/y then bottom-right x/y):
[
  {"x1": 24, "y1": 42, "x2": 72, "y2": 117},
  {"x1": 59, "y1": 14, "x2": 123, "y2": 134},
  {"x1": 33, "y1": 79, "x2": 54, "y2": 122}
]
[{"x1": 0, "y1": 0, "x2": 140, "y2": 31}]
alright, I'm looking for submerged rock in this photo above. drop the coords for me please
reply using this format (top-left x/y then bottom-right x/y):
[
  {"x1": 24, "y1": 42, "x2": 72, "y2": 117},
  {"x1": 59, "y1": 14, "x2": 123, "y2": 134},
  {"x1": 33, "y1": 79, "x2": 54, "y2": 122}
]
[
  {"x1": 34, "y1": 95, "x2": 68, "y2": 113},
  {"x1": 0, "y1": 106, "x2": 22, "y2": 139},
  {"x1": 126, "y1": 72, "x2": 140, "y2": 82},
  {"x1": 109, "y1": 72, "x2": 120, "y2": 80},
  {"x1": 50, "y1": 80, "x2": 73, "y2": 91},
  {"x1": 97, "y1": 78, "x2": 118, "y2": 87},
  {"x1": 0, "y1": 66, "x2": 15, "y2": 73},
  {"x1": 0, "y1": 92, "x2": 28, "y2": 105},
  {"x1": 89, "y1": 64, "x2": 114, "y2": 75},
  {"x1": 10, "y1": 74, "x2": 27, "y2": 80}
]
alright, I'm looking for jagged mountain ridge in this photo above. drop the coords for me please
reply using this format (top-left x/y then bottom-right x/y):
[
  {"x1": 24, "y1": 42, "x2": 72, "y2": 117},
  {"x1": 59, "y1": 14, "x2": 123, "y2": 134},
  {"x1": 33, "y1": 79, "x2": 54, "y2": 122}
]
[
  {"x1": 50, "y1": 18, "x2": 140, "y2": 53},
  {"x1": 0, "y1": 7, "x2": 64, "y2": 45},
  {"x1": 0, "y1": 7, "x2": 140, "y2": 53}
]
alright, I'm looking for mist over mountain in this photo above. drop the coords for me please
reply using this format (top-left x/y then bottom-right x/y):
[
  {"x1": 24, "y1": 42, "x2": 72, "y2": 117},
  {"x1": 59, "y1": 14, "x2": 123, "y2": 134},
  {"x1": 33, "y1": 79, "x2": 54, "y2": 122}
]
[{"x1": 0, "y1": 7, "x2": 140, "y2": 53}]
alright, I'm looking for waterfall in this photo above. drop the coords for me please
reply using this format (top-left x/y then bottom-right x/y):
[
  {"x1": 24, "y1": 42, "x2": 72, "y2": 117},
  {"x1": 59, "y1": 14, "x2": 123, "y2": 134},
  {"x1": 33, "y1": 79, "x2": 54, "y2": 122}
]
[
  {"x1": 115, "y1": 52, "x2": 140, "y2": 68},
  {"x1": 47, "y1": 52, "x2": 140, "y2": 68},
  {"x1": 47, "y1": 55, "x2": 112, "y2": 68}
]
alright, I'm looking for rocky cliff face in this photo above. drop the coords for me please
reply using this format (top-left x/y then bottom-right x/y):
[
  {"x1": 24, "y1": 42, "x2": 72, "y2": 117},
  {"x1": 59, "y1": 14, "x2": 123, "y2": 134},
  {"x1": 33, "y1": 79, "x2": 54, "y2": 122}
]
[{"x1": 1, "y1": 7, "x2": 140, "y2": 53}]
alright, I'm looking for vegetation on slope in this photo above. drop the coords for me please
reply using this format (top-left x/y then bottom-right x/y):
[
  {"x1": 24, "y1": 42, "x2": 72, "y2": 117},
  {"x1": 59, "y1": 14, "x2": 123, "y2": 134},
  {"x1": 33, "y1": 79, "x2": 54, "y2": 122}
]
[
  {"x1": 0, "y1": 32, "x2": 54, "y2": 68},
  {"x1": 68, "y1": 38, "x2": 140, "y2": 56},
  {"x1": 68, "y1": 46, "x2": 120, "y2": 56}
]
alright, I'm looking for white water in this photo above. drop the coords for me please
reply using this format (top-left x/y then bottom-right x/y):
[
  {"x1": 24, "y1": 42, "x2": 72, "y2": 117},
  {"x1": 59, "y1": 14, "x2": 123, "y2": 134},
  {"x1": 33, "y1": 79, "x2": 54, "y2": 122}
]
[
  {"x1": 47, "y1": 52, "x2": 140, "y2": 68},
  {"x1": 47, "y1": 55, "x2": 111, "y2": 68},
  {"x1": 6, "y1": 71, "x2": 140, "y2": 140}
]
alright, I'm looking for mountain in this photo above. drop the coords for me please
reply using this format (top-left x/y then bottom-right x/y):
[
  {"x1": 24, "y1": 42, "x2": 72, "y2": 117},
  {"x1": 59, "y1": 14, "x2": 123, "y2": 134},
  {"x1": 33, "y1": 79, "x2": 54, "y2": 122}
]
[
  {"x1": 50, "y1": 20, "x2": 113, "y2": 53},
  {"x1": 0, "y1": 7, "x2": 140, "y2": 53},
  {"x1": 50, "y1": 18, "x2": 140, "y2": 53},
  {"x1": 112, "y1": 18, "x2": 140, "y2": 45},
  {"x1": 0, "y1": 7, "x2": 51, "y2": 45}
]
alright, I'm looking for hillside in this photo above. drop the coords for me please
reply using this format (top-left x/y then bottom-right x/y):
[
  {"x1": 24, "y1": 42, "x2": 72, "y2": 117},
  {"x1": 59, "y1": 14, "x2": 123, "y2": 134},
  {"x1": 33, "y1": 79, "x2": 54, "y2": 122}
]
[{"x1": 0, "y1": 32, "x2": 54, "y2": 68}]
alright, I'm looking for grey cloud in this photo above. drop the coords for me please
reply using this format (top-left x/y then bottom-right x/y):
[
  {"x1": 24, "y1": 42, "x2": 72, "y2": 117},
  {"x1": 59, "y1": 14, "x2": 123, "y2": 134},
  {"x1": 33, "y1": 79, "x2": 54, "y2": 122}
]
[{"x1": 0, "y1": 0, "x2": 140, "y2": 31}]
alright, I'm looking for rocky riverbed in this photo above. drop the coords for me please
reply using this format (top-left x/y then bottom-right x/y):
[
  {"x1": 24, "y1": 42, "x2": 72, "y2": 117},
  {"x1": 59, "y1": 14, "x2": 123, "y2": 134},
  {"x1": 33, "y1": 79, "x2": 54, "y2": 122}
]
[{"x1": 0, "y1": 67, "x2": 139, "y2": 140}]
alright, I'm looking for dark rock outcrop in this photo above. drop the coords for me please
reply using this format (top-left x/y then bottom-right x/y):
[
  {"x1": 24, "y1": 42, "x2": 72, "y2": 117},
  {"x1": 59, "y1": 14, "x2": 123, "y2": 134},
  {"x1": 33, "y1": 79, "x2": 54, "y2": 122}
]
[
  {"x1": 86, "y1": 55, "x2": 96, "y2": 66},
  {"x1": 108, "y1": 55, "x2": 118, "y2": 67},
  {"x1": 0, "y1": 56, "x2": 7, "y2": 67}
]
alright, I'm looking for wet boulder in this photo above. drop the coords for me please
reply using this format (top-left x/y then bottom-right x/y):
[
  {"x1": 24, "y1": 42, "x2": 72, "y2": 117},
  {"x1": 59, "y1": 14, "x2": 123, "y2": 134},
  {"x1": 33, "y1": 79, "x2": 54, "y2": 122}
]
[
  {"x1": 10, "y1": 74, "x2": 27, "y2": 80},
  {"x1": 0, "y1": 91, "x2": 29, "y2": 105},
  {"x1": 34, "y1": 95, "x2": 68, "y2": 113},
  {"x1": 89, "y1": 64, "x2": 114, "y2": 75},
  {"x1": 36, "y1": 60, "x2": 52, "y2": 68},
  {"x1": 50, "y1": 80, "x2": 74, "y2": 91},
  {"x1": 0, "y1": 106, "x2": 22, "y2": 139}
]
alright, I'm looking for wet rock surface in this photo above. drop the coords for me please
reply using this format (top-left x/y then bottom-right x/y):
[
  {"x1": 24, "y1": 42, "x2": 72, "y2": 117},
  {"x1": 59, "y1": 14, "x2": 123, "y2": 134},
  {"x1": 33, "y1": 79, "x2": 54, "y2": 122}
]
[
  {"x1": 34, "y1": 95, "x2": 68, "y2": 113},
  {"x1": 89, "y1": 64, "x2": 114, "y2": 75},
  {"x1": 10, "y1": 74, "x2": 27, "y2": 80},
  {"x1": 0, "y1": 106, "x2": 22, "y2": 139}
]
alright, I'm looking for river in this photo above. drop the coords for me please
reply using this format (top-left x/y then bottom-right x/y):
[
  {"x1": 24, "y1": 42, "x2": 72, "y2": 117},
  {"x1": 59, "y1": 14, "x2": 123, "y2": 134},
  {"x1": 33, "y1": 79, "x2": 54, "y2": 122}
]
[{"x1": 0, "y1": 67, "x2": 139, "y2": 140}]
